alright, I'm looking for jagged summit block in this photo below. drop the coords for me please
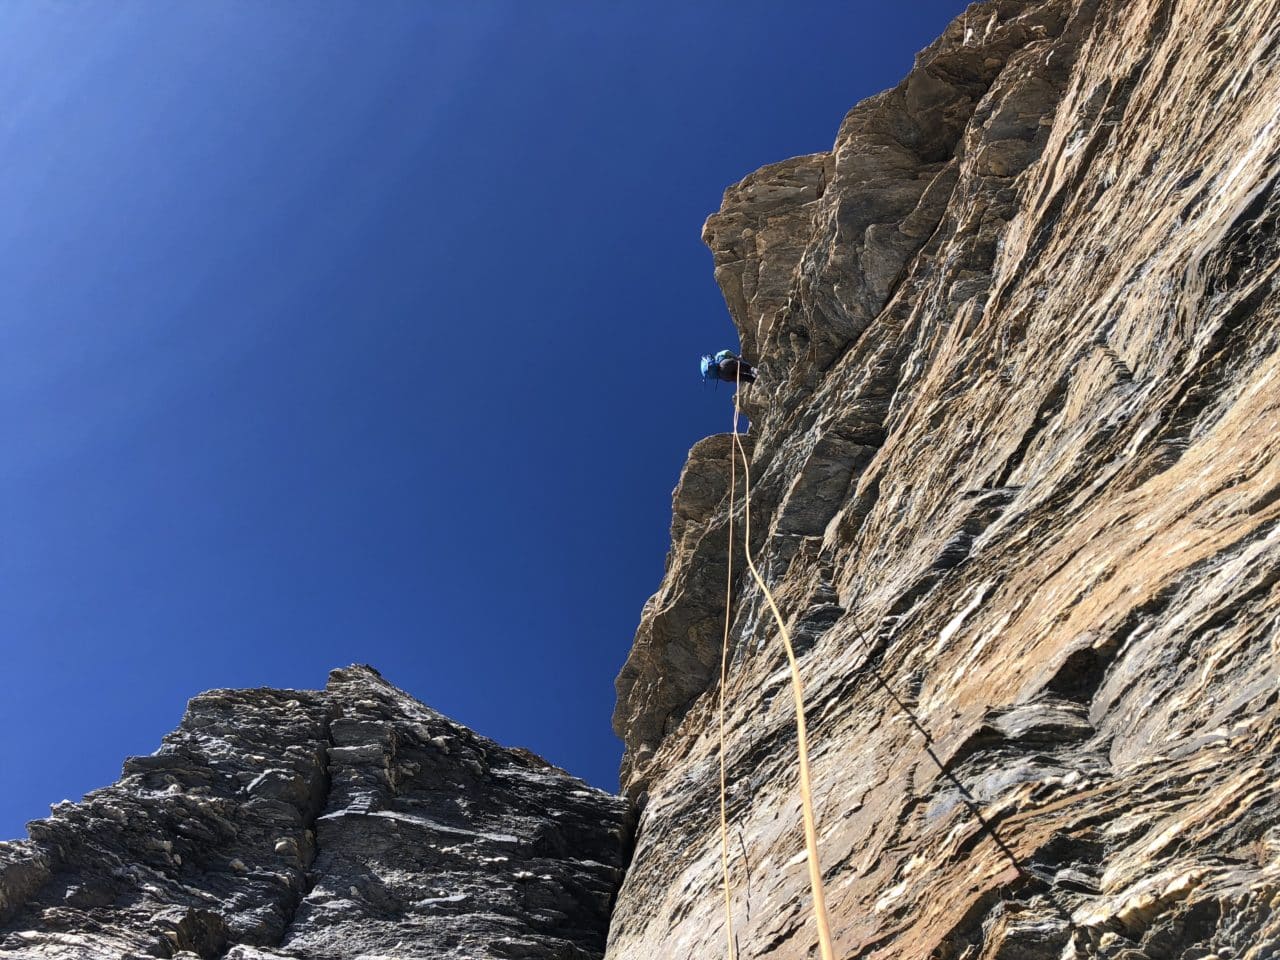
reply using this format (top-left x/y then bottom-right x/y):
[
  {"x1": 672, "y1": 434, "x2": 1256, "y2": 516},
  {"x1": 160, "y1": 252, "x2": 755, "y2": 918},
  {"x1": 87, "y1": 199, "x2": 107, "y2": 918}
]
[{"x1": 0, "y1": 665, "x2": 631, "y2": 960}]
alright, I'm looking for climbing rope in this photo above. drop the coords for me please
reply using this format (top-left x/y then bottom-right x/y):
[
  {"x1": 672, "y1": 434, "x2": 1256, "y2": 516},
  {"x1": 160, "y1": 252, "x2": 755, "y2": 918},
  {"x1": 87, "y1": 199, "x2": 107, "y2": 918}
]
[
  {"x1": 717, "y1": 384, "x2": 740, "y2": 960},
  {"x1": 718, "y1": 366, "x2": 836, "y2": 960}
]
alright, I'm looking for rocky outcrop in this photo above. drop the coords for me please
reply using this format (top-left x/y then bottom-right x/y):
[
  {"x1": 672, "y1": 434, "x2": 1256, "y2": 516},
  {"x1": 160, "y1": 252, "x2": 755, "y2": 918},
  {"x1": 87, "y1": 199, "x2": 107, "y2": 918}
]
[
  {"x1": 612, "y1": 1, "x2": 1280, "y2": 958},
  {"x1": 0, "y1": 666, "x2": 630, "y2": 960}
]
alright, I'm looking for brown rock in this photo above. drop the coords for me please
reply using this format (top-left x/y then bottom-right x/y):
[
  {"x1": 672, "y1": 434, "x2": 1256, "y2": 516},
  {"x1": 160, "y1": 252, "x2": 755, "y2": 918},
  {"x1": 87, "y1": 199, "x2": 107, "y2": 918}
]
[{"x1": 610, "y1": 0, "x2": 1280, "y2": 957}]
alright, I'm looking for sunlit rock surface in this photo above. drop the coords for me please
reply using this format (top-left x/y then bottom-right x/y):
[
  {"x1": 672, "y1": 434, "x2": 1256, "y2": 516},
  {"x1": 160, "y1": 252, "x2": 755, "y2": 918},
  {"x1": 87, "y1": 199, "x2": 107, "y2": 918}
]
[
  {"x1": 3, "y1": 1, "x2": 1278, "y2": 957},
  {"x1": 611, "y1": 0, "x2": 1280, "y2": 957},
  {"x1": 0, "y1": 666, "x2": 630, "y2": 959}
]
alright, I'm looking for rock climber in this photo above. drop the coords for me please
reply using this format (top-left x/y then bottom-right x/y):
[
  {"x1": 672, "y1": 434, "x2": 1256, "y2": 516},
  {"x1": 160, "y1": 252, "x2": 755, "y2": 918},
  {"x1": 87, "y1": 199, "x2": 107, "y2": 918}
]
[{"x1": 700, "y1": 349, "x2": 757, "y2": 384}]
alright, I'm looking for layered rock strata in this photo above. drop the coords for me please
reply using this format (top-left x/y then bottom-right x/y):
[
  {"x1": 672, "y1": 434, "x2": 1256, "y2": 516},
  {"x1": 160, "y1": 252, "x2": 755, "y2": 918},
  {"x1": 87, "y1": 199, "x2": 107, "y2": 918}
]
[
  {"x1": 612, "y1": 1, "x2": 1280, "y2": 957},
  {"x1": 0, "y1": 666, "x2": 630, "y2": 960}
]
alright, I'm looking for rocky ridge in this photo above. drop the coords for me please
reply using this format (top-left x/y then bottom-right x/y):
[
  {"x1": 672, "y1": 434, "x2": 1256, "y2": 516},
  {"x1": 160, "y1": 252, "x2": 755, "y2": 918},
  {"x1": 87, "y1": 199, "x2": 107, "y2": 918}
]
[
  {"x1": 611, "y1": 0, "x2": 1280, "y2": 957},
  {"x1": 0, "y1": 666, "x2": 630, "y2": 960}
]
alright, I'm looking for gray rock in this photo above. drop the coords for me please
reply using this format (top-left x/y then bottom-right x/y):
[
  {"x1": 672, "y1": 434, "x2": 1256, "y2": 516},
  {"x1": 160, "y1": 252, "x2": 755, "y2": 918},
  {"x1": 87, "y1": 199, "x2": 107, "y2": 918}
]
[{"x1": 0, "y1": 666, "x2": 630, "y2": 959}]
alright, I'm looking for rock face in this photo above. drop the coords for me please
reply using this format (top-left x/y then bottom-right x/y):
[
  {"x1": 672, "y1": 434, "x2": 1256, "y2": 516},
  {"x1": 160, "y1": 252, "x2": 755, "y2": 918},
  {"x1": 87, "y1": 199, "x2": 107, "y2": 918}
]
[
  {"x1": 0, "y1": 666, "x2": 630, "y2": 960},
  {"x1": 612, "y1": 1, "x2": 1280, "y2": 958}
]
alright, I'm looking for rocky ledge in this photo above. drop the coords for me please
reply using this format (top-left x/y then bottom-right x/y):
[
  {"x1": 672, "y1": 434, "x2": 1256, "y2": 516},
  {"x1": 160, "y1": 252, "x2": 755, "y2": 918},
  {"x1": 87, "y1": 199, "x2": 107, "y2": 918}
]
[
  {"x1": 0, "y1": 666, "x2": 631, "y2": 960},
  {"x1": 612, "y1": 0, "x2": 1280, "y2": 957}
]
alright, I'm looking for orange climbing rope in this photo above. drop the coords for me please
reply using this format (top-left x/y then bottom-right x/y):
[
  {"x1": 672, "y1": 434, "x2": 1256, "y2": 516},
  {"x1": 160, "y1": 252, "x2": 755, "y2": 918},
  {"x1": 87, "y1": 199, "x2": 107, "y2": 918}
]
[{"x1": 718, "y1": 367, "x2": 835, "y2": 960}]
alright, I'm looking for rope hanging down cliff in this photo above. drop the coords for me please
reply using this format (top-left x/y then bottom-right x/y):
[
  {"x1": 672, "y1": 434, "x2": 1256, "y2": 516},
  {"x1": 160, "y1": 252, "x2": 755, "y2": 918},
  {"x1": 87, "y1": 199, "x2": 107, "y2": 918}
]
[
  {"x1": 718, "y1": 366, "x2": 835, "y2": 960},
  {"x1": 717, "y1": 377, "x2": 740, "y2": 960}
]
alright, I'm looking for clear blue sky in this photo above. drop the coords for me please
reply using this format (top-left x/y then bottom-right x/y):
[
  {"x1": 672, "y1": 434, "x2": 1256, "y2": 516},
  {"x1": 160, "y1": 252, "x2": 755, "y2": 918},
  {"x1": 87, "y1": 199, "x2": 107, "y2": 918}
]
[{"x1": 0, "y1": 1, "x2": 966, "y2": 837}]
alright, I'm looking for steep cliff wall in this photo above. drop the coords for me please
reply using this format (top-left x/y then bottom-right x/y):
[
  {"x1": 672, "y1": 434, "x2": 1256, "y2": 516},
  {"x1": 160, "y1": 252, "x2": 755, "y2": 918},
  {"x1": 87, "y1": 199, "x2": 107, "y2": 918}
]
[
  {"x1": 0, "y1": 666, "x2": 630, "y2": 959},
  {"x1": 612, "y1": 1, "x2": 1280, "y2": 957}
]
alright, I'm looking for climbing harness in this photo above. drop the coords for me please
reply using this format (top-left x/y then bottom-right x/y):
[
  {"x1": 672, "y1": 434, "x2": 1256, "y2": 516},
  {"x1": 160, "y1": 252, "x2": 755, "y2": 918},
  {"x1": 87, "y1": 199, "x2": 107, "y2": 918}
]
[{"x1": 717, "y1": 366, "x2": 835, "y2": 960}]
